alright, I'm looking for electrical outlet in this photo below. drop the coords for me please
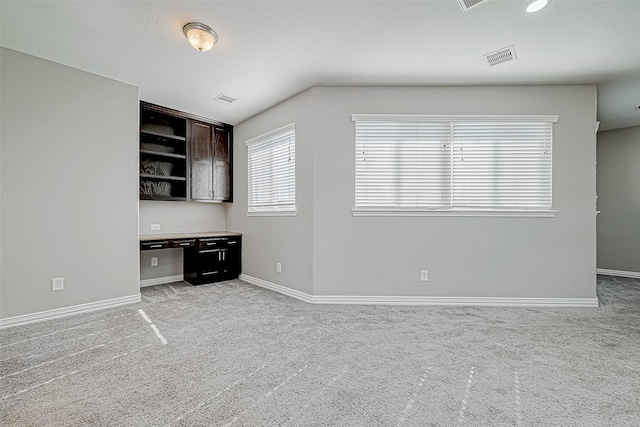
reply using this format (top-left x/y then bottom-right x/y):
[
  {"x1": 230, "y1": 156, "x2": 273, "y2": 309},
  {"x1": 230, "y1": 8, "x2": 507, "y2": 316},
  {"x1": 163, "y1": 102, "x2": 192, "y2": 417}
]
[
  {"x1": 52, "y1": 277, "x2": 64, "y2": 291},
  {"x1": 150, "y1": 224, "x2": 161, "y2": 231},
  {"x1": 276, "y1": 262, "x2": 282, "y2": 273},
  {"x1": 420, "y1": 270, "x2": 429, "y2": 282},
  {"x1": 151, "y1": 257, "x2": 158, "y2": 267}
]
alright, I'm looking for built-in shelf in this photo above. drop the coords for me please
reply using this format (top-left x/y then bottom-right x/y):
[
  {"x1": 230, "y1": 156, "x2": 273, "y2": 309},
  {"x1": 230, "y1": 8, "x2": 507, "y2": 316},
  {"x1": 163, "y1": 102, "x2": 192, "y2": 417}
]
[
  {"x1": 140, "y1": 130, "x2": 186, "y2": 142},
  {"x1": 140, "y1": 150, "x2": 187, "y2": 160},
  {"x1": 140, "y1": 195, "x2": 187, "y2": 201},
  {"x1": 139, "y1": 174, "x2": 187, "y2": 182}
]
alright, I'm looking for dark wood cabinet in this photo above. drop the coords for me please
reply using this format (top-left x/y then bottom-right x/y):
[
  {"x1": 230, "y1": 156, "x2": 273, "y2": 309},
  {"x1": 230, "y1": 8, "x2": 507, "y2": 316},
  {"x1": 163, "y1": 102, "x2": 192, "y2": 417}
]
[
  {"x1": 190, "y1": 121, "x2": 233, "y2": 202},
  {"x1": 140, "y1": 102, "x2": 233, "y2": 202},
  {"x1": 140, "y1": 234, "x2": 241, "y2": 286},
  {"x1": 184, "y1": 236, "x2": 242, "y2": 285}
]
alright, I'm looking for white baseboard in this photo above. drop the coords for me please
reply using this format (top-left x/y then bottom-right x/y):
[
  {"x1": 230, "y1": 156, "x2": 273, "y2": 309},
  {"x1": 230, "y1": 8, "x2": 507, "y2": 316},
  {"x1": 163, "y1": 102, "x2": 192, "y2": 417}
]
[
  {"x1": 239, "y1": 274, "x2": 313, "y2": 303},
  {"x1": 239, "y1": 275, "x2": 598, "y2": 308},
  {"x1": 140, "y1": 274, "x2": 184, "y2": 287},
  {"x1": 0, "y1": 294, "x2": 141, "y2": 329},
  {"x1": 596, "y1": 268, "x2": 640, "y2": 279},
  {"x1": 311, "y1": 295, "x2": 598, "y2": 307}
]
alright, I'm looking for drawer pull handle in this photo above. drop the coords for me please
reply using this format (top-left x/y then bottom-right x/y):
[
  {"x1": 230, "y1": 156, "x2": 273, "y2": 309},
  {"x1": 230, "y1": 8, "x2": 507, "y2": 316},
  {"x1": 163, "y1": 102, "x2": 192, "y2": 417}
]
[
  {"x1": 200, "y1": 249, "x2": 219, "y2": 254},
  {"x1": 206, "y1": 242, "x2": 217, "y2": 246},
  {"x1": 180, "y1": 243, "x2": 191, "y2": 246},
  {"x1": 150, "y1": 244, "x2": 163, "y2": 249},
  {"x1": 227, "y1": 241, "x2": 237, "y2": 245},
  {"x1": 202, "y1": 271, "x2": 218, "y2": 276}
]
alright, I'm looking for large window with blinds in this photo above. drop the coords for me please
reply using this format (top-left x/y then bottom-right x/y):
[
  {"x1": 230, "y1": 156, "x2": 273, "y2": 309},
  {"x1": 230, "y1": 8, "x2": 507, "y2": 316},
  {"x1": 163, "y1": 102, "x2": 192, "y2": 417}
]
[
  {"x1": 246, "y1": 123, "x2": 296, "y2": 216},
  {"x1": 352, "y1": 114, "x2": 558, "y2": 217}
]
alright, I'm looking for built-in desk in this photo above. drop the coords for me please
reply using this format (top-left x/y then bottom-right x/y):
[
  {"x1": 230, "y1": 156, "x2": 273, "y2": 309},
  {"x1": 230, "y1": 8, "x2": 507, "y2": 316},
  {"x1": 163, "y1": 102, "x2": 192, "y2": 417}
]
[{"x1": 140, "y1": 232, "x2": 242, "y2": 285}]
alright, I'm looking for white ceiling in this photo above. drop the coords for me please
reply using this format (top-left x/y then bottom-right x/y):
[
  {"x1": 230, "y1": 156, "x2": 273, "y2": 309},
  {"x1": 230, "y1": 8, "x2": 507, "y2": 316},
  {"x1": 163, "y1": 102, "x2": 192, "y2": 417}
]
[{"x1": 1, "y1": 0, "x2": 639, "y2": 131}]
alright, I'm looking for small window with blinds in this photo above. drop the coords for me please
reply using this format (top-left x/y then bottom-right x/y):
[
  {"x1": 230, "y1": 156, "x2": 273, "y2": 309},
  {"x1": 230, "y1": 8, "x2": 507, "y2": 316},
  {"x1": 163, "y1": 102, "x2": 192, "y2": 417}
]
[
  {"x1": 246, "y1": 123, "x2": 296, "y2": 216},
  {"x1": 352, "y1": 114, "x2": 558, "y2": 217}
]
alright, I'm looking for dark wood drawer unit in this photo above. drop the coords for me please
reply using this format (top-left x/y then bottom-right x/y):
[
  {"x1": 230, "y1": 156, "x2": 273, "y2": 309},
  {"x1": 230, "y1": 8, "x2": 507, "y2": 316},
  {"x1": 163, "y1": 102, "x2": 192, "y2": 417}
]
[
  {"x1": 140, "y1": 241, "x2": 171, "y2": 251},
  {"x1": 140, "y1": 234, "x2": 241, "y2": 286},
  {"x1": 184, "y1": 236, "x2": 242, "y2": 285},
  {"x1": 198, "y1": 237, "x2": 223, "y2": 249},
  {"x1": 172, "y1": 239, "x2": 196, "y2": 249}
]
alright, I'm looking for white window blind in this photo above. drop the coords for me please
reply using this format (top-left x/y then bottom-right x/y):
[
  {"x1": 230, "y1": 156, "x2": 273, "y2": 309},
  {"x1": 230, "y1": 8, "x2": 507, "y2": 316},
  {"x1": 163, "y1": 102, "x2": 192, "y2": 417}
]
[
  {"x1": 353, "y1": 115, "x2": 558, "y2": 215},
  {"x1": 246, "y1": 123, "x2": 296, "y2": 214},
  {"x1": 451, "y1": 121, "x2": 552, "y2": 209},
  {"x1": 355, "y1": 120, "x2": 452, "y2": 209}
]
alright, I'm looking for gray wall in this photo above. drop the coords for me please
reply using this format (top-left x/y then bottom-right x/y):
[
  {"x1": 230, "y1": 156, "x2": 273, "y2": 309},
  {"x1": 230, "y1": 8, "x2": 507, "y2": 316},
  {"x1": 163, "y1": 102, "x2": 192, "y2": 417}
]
[
  {"x1": 226, "y1": 90, "x2": 315, "y2": 294},
  {"x1": 139, "y1": 201, "x2": 226, "y2": 281},
  {"x1": 312, "y1": 86, "x2": 597, "y2": 298},
  {"x1": 0, "y1": 48, "x2": 140, "y2": 319},
  {"x1": 596, "y1": 126, "x2": 640, "y2": 273},
  {"x1": 230, "y1": 85, "x2": 598, "y2": 299}
]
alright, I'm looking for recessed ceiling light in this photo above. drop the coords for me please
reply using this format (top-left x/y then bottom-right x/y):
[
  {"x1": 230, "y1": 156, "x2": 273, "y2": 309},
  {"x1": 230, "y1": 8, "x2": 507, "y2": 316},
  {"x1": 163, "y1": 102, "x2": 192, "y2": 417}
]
[{"x1": 526, "y1": 0, "x2": 550, "y2": 13}]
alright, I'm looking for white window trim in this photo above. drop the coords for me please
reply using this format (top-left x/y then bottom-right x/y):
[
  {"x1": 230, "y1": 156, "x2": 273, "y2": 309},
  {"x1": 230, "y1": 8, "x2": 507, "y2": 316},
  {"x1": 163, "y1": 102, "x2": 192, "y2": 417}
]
[
  {"x1": 352, "y1": 114, "x2": 559, "y2": 218},
  {"x1": 352, "y1": 114, "x2": 559, "y2": 123},
  {"x1": 352, "y1": 209, "x2": 557, "y2": 218},
  {"x1": 246, "y1": 123, "x2": 297, "y2": 217},
  {"x1": 247, "y1": 210, "x2": 298, "y2": 217}
]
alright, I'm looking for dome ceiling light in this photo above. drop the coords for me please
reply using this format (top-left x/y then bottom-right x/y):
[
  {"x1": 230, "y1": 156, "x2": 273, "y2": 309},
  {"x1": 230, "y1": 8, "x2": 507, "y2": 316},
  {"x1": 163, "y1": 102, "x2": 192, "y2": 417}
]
[{"x1": 183, "y1": 22, "x2": 218, "y2": 52}]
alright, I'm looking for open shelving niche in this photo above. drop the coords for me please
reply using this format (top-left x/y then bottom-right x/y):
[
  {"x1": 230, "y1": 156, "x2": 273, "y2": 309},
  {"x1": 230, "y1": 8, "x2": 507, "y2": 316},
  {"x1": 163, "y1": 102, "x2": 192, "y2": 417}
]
[{"x1": 139, "y1": 105, "x2": 189, "y2": 200}]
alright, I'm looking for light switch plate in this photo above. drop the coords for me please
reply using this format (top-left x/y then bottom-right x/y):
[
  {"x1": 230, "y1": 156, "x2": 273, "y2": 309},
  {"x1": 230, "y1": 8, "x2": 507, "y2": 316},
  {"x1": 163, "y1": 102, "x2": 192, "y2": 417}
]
[{"x1": 150, "y1": 224, "x2": 161, "y2": 231}]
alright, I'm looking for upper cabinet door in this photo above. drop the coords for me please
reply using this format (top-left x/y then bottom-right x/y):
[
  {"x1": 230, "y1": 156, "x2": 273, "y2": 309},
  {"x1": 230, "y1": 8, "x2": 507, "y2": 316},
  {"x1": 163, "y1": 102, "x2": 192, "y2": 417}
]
[
  {"x1": 190, "y1": 121, "x2": 213, "y2": 200},
  {"x1": 213, "y1": 126, "x2": 233, "y2": 202}
]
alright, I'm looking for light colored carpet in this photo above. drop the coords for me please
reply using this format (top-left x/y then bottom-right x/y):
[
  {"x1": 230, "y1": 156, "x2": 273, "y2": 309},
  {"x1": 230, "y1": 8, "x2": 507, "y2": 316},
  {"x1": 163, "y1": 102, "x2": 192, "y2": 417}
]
[{"x1": 1, "y1": 275, "x2": 639, "y2": 426}]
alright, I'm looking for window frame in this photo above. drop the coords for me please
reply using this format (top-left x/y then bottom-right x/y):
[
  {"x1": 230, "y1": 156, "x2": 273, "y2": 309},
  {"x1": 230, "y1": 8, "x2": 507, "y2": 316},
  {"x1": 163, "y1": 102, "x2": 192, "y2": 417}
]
[{"x1": 352, "y1": 114, "x2": 559, "y2": 218}]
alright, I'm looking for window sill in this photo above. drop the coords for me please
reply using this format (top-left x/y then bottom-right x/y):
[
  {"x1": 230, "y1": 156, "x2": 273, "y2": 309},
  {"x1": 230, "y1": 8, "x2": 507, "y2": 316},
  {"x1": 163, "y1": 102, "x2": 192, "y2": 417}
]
[
  {"x1": 352, "y1": 209, "x2": 557, "y2": 218},
  {"x1": 247, "y1": 210, "x2": 297, "y2": 217}
]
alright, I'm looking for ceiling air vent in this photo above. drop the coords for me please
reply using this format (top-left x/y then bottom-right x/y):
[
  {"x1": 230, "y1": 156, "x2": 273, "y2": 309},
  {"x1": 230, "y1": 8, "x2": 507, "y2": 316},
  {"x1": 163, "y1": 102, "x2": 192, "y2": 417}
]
[
  {"x1": 484, "y1": 45, "x2": 517, "y2": 66},
  {"x1": 214, "y1": 93, "x2": 237, "y2": 104},
  {"x1": 457, "y1": 0, "x2": 491, "y2": 13}
]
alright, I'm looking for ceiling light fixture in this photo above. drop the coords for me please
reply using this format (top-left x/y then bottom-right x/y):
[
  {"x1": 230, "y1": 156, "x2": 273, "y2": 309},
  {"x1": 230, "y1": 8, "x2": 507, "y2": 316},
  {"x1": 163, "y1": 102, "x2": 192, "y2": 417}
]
[
  {"x1": 183, "y1": 22, "x2": 218, "y2": 52},
  {"x1": 525, "y1": 0, "x2": 550, "y2": 13}
]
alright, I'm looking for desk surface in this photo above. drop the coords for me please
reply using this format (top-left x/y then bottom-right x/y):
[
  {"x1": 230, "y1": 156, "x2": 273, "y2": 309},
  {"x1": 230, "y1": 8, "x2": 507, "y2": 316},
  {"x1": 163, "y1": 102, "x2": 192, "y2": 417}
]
[{"x1": 140, "y1": 231, "x2": 242, "y2": 241}]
